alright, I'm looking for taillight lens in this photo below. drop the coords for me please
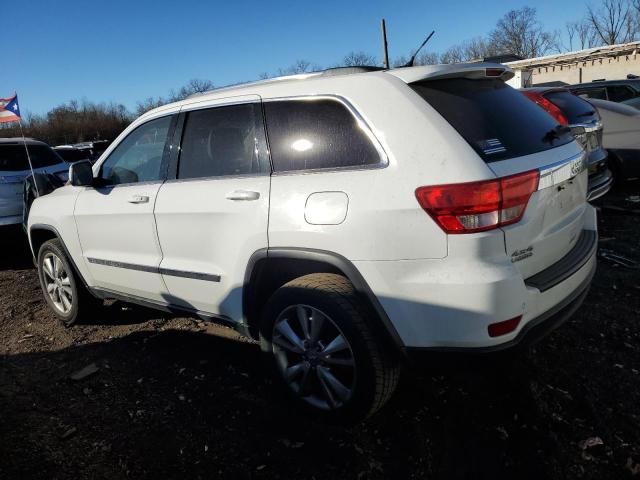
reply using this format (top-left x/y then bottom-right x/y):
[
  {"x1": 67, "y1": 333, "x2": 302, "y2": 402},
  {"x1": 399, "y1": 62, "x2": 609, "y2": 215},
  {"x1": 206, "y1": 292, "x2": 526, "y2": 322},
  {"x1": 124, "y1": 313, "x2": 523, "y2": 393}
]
[
  {"x1": 521, "y1": 91, "x2": 569, "y2": 126},
  {"x1": 488, "y1": 316, "x2": 522, "y2": 337},
  {"x1": 415, "y1": 170, "x2": 539, "y2": 234}
]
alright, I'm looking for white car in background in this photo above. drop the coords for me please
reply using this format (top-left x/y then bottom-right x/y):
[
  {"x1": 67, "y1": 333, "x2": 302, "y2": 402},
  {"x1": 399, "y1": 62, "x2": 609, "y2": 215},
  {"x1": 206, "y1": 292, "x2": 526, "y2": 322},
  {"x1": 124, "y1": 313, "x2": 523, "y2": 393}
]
[
  {"x1": 588, "y1": 98, "x2": 640, "y2": 182},
  {"x1": 0, "y1": 138, "x2": 68, "y2": 227},
  {"x1": 27, "y1": 63, "x2": 597, "y2": 419}
]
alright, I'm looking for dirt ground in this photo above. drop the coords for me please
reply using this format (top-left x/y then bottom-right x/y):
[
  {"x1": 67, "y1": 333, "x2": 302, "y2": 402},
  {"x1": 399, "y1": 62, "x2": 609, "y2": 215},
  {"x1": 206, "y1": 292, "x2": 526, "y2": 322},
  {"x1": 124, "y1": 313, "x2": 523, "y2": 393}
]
[{"x1": 1, "y1": 183, "x2": 639, "y2": 480}]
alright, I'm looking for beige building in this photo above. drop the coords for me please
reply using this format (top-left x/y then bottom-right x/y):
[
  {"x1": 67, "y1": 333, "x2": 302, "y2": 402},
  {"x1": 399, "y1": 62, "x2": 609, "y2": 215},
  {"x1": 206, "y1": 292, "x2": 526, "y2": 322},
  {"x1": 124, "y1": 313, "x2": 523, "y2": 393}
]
[{"x1": 505, "y1": 42, "x2": 640, "y2": 87}]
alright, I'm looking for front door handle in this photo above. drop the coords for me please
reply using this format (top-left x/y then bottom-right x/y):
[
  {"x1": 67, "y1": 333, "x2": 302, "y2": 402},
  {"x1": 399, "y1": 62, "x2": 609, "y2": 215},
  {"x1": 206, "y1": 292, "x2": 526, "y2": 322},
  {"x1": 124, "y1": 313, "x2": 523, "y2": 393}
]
[
  {"x1": 225, "y1": 190, "x2": 260, "y2": 201},
  {"x1": 128, "y1": 195, "x2": 150, "y2": 204}
]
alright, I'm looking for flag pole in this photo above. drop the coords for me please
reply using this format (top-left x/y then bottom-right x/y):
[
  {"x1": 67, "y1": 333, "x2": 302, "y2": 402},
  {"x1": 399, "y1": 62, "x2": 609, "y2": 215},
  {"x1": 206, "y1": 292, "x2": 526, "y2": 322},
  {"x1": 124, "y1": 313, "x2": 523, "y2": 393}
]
[{"x1": 17, "y1": 117, "x2": 39, "y2": 197}]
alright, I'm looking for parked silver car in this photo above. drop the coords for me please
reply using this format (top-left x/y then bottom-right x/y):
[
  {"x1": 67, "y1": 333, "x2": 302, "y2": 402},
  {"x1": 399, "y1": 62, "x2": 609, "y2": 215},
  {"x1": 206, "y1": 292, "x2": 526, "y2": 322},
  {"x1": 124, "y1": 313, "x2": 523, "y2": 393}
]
[
  {"x1": 0, "y1": 138, "x2": 68, "y2": 226},
  {"x1": 588, "y1": 98, "x2": 640, "y2": 183}
]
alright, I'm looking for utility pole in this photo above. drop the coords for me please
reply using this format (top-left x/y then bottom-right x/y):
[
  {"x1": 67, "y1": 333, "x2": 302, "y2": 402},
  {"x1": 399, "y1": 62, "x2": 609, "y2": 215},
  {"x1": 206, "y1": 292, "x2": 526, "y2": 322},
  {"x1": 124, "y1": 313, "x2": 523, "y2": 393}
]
[{"x1": 381, "y1": 19, "x2": 389, "y2": 69}]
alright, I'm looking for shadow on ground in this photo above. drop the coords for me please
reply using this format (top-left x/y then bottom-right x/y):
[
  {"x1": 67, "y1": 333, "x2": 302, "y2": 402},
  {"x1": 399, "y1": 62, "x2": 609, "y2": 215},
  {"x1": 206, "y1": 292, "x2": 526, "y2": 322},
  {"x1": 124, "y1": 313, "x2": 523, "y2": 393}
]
[{"x1": 0, "y1": 225, "x2": 33, "y2": 271}]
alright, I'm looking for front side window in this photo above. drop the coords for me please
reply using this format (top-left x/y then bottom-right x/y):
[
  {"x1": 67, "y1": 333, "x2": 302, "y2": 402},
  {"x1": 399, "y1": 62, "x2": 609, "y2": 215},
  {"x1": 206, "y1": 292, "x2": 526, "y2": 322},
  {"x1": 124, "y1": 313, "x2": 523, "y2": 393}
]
[
  {"x1": 263, "y1": 99, "x2": 382, "y2": 172},
  {"x1": 99, "y1": 115, "x2": 172, "y2": 185},
  {"x1": 177, "y1": 103, "x2": 269, "y2": 179}
]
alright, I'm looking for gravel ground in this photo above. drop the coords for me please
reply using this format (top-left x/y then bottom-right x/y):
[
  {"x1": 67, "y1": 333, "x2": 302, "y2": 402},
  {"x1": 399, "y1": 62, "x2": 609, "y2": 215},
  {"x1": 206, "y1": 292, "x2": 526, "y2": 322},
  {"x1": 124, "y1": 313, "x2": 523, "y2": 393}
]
[{"x1": 1, "y1": 183, "x2": 639, "y2": 480}]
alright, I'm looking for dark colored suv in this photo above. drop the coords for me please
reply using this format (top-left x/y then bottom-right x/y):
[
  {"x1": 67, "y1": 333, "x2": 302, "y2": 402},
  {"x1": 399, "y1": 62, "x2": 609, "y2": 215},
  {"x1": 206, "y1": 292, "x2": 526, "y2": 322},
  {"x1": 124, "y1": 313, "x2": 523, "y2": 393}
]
[
  {"x1": 521, "y1": 87, "x2": 612, "y2": 200},
  {"x1": 569, "y1": 79, "x2": 640, "y2": 103}
]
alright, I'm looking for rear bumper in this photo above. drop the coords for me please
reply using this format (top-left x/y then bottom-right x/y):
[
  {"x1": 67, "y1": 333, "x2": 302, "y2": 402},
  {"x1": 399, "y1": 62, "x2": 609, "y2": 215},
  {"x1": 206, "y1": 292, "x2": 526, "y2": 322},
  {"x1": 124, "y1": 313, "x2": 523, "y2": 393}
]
[
  {"x1": 403, "y1": 259, "x2": 594, "y2": 361},
  {"x1": 587, "y1": 168, "x2": 612, "y2": 201},
  {"x1": 355, "y1": 206, "x2": 598, "y2": 351}
]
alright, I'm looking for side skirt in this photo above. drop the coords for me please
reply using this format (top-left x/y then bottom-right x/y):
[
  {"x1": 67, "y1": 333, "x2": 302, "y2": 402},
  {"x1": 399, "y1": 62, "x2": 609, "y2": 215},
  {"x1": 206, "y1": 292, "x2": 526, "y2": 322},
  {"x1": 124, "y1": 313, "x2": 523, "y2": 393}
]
[{"x1": 90, "y1": 287, "x2": 251, "y2": 337}]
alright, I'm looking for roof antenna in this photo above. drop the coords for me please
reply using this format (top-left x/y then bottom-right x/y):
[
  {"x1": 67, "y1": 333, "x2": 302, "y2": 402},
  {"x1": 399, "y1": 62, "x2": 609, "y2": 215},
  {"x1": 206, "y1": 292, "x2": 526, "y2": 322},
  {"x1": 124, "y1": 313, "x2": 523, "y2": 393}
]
[
  {"x1": 380, "y1": 19, "x2": 390, "y2": 69},
  {"x1": 404, "y1": 30, "x2": 435, "y2": 67}
]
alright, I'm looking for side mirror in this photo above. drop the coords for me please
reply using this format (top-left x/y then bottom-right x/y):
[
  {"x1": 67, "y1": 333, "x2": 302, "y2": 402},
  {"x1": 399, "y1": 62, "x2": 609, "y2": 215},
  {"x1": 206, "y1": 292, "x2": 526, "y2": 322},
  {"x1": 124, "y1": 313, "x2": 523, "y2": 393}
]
[{"x1": 69, "y1": 160, "x2": 94, "y2": 187}]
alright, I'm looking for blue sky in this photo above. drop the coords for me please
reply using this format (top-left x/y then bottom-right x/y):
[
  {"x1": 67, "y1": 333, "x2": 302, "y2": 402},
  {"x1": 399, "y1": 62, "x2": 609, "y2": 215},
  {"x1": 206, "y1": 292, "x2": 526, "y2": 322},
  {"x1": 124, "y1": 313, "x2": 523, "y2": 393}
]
[{"x1": 3, "y1": 0, "x2": 588, "y2": 115}]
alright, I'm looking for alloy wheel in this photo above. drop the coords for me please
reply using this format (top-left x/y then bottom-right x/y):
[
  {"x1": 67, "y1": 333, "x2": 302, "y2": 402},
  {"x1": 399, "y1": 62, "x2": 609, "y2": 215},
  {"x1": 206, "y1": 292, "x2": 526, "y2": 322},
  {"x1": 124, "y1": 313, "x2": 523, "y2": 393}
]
[
  {"x1": 42, "y1": 252, "x2": 73, "y2": 314},
  {"x1": 272, "y1": 304, "x2": 356, "y2": 410}
]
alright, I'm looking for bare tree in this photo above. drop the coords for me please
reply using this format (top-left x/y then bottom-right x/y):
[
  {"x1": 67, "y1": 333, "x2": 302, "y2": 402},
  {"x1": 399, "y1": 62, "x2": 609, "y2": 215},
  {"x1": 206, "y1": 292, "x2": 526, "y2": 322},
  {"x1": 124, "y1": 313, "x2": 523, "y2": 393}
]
[
  {"x1": 279, "y1": 59, "x2": 317, "y2": 75},
  {"x1": 461, "y1": 37, "x2": 500, "y2": 60},
  {"x1": 341, "y1": 51, "x2": 377, "y2": 66},
  {"x1": 169, "y1": 79, "x2": 215, "y2": 102},
  {"x1": 565, "y1": 20, "x2": 599, "y2": 50},
  {"x1": 489, "y1": 7, "x2": 556, "y2": 58},
  {"x1": 587, "y1": 0, "x2": 634, "y2": 45},
  {"x1": 415, "y1": 51, "x2": 440, "y2": 65},
  {"x1": 440, "y1": 45, "x2": 465, "y2": 64},
  {"x1": 135, "y1": 78, "x2": 215, "y2": 115}
]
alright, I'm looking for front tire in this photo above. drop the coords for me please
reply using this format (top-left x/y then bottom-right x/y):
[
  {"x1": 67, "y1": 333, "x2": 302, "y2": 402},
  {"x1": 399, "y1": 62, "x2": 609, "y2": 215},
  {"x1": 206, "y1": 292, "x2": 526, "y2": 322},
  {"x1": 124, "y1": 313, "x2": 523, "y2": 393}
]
[
  {"x1": 260, "y1": 273, "x2": 400, "y2": 421},
  {"x1": 37, "y1": 239, "x2": 98, "y2": 327}
]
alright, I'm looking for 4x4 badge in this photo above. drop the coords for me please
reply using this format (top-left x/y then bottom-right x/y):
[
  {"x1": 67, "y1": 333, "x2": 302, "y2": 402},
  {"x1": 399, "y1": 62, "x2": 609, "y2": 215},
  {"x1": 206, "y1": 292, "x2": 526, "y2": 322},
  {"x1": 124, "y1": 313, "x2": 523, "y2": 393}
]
[{"x1": 511, "y1": 246, "x2": 534, "y2": 263}]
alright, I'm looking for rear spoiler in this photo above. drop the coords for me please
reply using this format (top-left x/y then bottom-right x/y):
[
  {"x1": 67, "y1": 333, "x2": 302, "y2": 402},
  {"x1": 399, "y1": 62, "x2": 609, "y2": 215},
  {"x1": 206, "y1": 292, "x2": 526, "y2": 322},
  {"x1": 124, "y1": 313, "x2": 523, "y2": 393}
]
[{"x1": 386, "y1": 62, "x2": 515, "y2": 84}]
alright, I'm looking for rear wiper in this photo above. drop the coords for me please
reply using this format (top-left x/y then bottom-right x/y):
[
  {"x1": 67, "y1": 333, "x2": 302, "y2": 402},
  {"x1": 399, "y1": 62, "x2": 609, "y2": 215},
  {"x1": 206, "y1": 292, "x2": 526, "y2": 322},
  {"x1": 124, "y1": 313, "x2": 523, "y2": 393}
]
[
  {"x1": 542, "y1": 125, "x2": 572, "y2": 144},
  {"x1": 576, "y1": 110, "x2": 596, "y2": 117}
]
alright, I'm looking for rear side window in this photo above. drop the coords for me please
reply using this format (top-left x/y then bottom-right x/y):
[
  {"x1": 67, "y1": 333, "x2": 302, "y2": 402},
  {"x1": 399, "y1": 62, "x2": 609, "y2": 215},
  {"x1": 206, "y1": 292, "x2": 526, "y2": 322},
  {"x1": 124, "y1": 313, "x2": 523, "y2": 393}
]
[
  {"x1": 573, "y1": 87, "x2": 607, "y2": 100},
  {"x1": 607, "y1": 85, "x2": 636, "y2": 102},
  {"x1": 264, "y1": 99, "x2": 382, "y2": 172},
  {"x1": 0, "y1": 144, "x2": 63, "y2": 171},
  {"x1": 178, "y1": 103, "x2": 269, "y2": 179},
  {"x1": 544, "y1": 91, "x2": 599, "y2": 124},
  {"x1": 411, "y1": 79, "x2": 573, "y2": 162}
]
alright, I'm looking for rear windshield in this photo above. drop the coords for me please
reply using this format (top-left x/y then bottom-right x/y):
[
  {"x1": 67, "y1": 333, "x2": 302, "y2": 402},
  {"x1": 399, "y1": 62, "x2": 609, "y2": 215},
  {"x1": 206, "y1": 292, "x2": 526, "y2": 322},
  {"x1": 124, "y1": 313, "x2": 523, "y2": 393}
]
[
  {"x1": 544, "y1": 91, "x2": 599, "y2": 124},
  {"x1": 0, "y1": 144, "x2": 64, "y2": 171},
  {"x1": 411, "y1": 78, "x2": 573, "y2": 162}
]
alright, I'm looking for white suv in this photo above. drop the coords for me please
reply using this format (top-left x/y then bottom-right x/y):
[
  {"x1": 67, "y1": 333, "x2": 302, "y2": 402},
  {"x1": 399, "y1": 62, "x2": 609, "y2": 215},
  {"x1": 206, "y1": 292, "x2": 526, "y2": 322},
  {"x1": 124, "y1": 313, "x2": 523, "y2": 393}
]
[{"x1": 27, "y1": 63, "x2": 598, "y2": 419}]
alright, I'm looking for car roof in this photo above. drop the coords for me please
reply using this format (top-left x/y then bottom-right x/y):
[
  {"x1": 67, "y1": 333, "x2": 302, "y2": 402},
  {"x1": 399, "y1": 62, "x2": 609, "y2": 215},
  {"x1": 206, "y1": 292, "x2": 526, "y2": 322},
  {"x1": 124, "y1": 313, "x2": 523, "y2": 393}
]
[
  {"x1": 570, "y1": 79, "x2": 640, "y2": 89},
  {"x1": 0, "y1": 137, "x2": 49, "y2": 146},
  {"x1": 137, "y1": 62, "x2": 514, "y2": 122}
]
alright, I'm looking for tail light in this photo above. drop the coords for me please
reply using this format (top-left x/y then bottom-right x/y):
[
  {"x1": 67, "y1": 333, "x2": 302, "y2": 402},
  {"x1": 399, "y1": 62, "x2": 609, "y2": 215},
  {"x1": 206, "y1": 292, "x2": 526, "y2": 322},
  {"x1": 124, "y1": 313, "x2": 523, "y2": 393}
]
[
  {"x1": 488, "y1": 316, "x2": 522, "y2": 337},
  {"x1": 521, "y1": 91, "x2": 569, "y2": 126},
  {"x1": 415, "y1": 170, "x2": 539, "y2": 234}
]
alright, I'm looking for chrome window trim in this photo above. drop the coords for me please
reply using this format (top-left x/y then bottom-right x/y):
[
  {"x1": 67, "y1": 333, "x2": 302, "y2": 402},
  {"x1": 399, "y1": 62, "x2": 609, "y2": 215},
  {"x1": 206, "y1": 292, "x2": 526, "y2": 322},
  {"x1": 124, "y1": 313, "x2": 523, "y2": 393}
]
[
  {"x1": 537, "y1": 151, "x2": 587, "y2": 190},
  {"x1": 179, "y1": 96, "x2": 259, "y2": 114},
  {"x1": 262, "y1": 94, "x2": 389, "y2": 174}
]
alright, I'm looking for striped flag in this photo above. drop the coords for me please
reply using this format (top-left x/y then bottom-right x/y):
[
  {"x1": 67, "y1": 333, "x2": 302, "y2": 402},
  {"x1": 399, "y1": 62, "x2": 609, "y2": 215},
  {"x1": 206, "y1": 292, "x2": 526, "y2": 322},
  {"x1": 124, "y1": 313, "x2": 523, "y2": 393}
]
[{"x1": 0, "y1": 93, "x2": 21, "y2": 124}]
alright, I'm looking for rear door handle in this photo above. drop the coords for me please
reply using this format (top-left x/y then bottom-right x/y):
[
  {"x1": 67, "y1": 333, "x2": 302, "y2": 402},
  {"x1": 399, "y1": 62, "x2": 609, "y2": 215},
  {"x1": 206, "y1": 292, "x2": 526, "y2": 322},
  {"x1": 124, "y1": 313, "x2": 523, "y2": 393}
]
[
  {"x1": 128, "y1": 195, "x2": 149, "y2": 204},
  {"x1": 225, "y1": 190, "x2": 260, "y2": 201}
]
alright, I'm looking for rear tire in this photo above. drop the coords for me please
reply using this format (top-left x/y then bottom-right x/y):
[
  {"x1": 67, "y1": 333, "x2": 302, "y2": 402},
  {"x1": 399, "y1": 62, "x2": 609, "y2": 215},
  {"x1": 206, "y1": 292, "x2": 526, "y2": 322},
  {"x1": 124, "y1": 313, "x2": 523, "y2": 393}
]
[
  {"x1": 37, "y1": 239, "x2": 100, "y2": 327},
  {"x1": 260, "y1": 273, "x2": 400, "y2": 421}
]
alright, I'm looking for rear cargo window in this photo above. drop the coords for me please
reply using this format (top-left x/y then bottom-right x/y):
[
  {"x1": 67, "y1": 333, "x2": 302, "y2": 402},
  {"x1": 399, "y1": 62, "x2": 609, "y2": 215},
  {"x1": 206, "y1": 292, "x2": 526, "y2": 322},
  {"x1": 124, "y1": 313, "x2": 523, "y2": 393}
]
[
  {"x1": 411, "y1": 79, "x2": 573, "y2": 162},
  {"x1": 544, "y1": 91, "x2": 598, "y2": 124},
  {"x1": 0, "y1": 144, "x2": 63, "y2": 171}
]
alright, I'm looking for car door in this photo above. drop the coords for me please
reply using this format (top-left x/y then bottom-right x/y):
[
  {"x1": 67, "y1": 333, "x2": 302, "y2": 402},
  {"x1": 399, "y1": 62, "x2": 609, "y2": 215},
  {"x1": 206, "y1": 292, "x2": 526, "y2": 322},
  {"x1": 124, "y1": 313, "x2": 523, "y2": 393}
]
[
  {"x1": 74, "y1": 114, "x2": 176, "y2": 301},
  {"x1": 153, "y1": 96, "x2": 270, "y2": 321}
]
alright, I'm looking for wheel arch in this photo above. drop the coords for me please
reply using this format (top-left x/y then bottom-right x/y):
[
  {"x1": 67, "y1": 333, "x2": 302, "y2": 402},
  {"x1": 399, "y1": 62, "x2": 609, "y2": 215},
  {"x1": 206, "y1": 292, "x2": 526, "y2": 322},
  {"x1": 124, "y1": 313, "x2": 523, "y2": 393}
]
[
  {"x1": 243, "y1": 248, "x2": 404, "y2": 351},
  {"x1": 29, "y1": 224, "x2": 92, "y2": 291}
]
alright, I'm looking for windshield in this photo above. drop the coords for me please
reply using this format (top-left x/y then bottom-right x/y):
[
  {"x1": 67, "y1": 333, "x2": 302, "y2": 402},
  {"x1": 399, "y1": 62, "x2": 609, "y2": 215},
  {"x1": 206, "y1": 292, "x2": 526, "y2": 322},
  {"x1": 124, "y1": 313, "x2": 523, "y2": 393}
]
[
  {"x1": 411, "y1": 79, "x2": 573, "y2": 162},
  {"x1": 0, "y1": 144, "x2": 65, "y2": 171}
]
